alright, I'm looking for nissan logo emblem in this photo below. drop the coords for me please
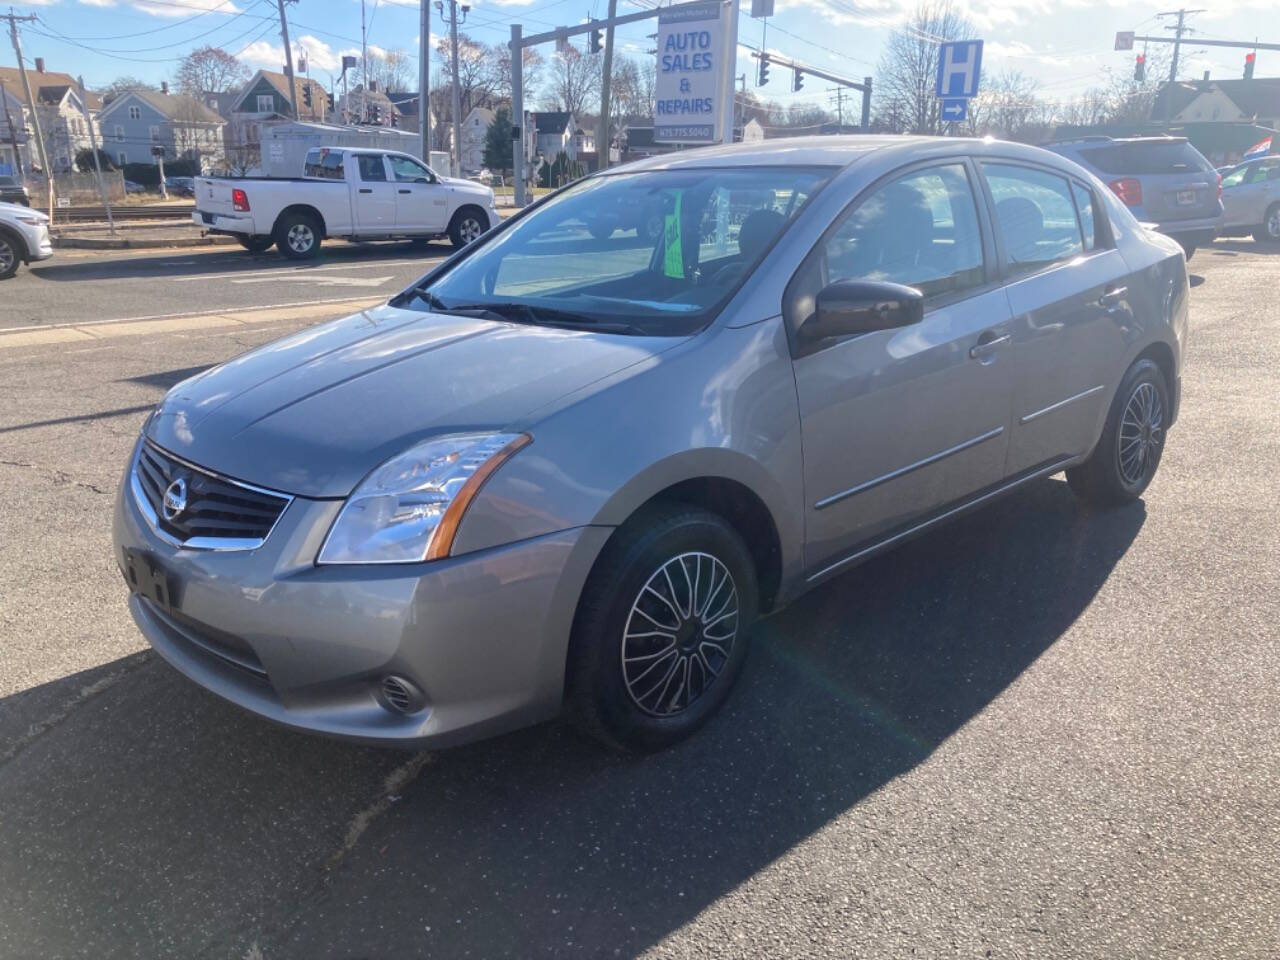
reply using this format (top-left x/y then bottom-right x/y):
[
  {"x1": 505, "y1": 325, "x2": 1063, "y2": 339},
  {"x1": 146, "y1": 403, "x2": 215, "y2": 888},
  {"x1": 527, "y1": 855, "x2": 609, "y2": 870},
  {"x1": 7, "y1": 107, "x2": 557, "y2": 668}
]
[{"x1": 162, "y1": 477, "x2": 188, "y2": 521}]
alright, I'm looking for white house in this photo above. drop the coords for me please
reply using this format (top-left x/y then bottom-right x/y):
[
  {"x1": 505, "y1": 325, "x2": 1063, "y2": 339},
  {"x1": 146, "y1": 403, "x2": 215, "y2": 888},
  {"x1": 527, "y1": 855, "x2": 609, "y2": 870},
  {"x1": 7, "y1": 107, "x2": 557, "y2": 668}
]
[
  {"x1": 0, "y1": 62, "x2": 102, "y2": 174},
  {"x1": 447, "y1": 106, "x2": 493, "y2": 174}
]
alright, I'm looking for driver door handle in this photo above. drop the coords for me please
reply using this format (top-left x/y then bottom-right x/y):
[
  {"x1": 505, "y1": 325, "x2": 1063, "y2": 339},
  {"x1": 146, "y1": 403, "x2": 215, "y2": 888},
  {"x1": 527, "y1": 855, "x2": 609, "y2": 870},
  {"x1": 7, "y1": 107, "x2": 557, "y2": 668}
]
[
  {"x1": 969, "y1": 331, "x2": 1011, "y2": 360},
  {"x1": 1098, "y1": 285, "x2": 1127, "y2": 307},
  {"x1": 398, "y1": 189, "x2": 412, "y2": 194}
]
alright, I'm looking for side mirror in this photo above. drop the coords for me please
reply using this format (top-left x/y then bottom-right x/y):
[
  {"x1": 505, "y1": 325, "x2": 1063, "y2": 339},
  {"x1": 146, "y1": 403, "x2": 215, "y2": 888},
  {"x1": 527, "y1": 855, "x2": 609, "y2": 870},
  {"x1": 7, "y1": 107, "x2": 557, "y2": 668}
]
[
  {"x1": 800, "y1": 280, "x2": 924, "y2": 343},
  {"x1": 416, "y1": 177, "x2": 430, "y2": 184}
]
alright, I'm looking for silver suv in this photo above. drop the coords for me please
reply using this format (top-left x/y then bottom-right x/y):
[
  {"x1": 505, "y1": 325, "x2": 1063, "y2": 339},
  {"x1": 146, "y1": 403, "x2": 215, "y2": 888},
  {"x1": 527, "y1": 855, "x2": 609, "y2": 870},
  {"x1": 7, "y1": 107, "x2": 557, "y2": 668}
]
[
  {"x1": 1045, "y1": 136, "x2": 1223, "y2": 259},
  {"x1": 114, "y1": 137, "x2": 1189, "y2": 752}
]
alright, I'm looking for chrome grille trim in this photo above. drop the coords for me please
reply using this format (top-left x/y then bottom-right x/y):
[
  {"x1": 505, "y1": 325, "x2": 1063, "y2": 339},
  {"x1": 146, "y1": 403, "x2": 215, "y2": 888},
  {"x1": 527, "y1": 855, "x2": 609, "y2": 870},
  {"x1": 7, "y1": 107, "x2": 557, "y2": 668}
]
[{"x1": 130, "y1": 440, "x2": 293, "y2": 552}]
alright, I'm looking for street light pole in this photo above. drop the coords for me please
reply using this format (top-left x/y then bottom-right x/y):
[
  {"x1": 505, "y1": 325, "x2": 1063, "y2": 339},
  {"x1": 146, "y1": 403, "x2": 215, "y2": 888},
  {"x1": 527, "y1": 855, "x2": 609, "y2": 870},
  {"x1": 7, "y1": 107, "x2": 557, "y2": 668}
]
[{"x1": 419, "y1": 0, "x2": 430, "y2": 160}]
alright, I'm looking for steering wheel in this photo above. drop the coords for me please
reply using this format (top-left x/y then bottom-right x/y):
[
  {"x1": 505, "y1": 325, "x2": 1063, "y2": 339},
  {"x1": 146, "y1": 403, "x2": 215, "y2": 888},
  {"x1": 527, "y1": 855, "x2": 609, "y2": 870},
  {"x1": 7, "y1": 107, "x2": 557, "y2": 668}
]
[{"x1": 704, "y1": 260, "x2": 748, "y2": 288}]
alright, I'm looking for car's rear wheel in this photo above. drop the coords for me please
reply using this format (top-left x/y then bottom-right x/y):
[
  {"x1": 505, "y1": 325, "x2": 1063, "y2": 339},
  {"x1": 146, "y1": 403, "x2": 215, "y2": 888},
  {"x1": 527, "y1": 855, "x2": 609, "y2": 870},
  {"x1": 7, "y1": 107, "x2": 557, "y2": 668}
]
[
  {"x1": 1066, "y1": 358, "x2": 1169, "y2": 507},
  {"x1": 1254, "y1": 203, "x2": 1280, "y2": 244},
  {"x1": 567, "y1": 504, "x2": 757, "y2": 752},
  {"x1": 0, "y1": 230, "x2": 21, "y2": 280},
  {"x1": 1177, "y1": 238, "x2": 1196, "y2": 260},
  {"x1": 448, "y1": 207, "x2": 488, "y2": 248},
  {"x1": 238, "y1": 236, "x2": 273, "y2": 254},
  {"x1": 276, "y1": 212, "x2": 322, "y2": 259}
]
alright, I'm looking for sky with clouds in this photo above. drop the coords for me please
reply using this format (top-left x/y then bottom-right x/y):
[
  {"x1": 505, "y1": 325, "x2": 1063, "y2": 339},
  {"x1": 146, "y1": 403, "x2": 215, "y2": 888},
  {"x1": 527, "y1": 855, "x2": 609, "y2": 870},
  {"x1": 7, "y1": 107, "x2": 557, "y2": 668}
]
[{"x1": 6, "y1": 0, "x2": 1276, "y2": 111}]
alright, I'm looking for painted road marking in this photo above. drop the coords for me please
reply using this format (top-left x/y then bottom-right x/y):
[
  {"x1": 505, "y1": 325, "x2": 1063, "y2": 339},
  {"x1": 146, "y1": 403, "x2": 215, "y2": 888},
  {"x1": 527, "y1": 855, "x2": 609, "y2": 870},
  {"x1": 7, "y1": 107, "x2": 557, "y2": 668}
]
[
  {"x1": 230, "y1": 274, "x2": 394, "y2": 288},
  {"x1": 0, "y1": 296, "x2": 385, "y2": 349},
  {"x1": 167, "y1": 259, "x2": 432, "y2": 282}
]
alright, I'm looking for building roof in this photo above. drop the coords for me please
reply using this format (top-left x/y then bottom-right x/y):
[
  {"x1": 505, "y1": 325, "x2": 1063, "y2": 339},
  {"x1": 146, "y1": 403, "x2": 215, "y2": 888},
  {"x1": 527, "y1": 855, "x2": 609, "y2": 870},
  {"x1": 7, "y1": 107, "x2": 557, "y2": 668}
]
[
  {"x1": 240, "y1": 70, "x2": 328, "y2": 121},
  {"x1": 1153, "y1": 78, "x2": 1280, "y2": 122},
  {"x1": 103, "y1": 89, "x2": 225, "y2": 124},
  {"x1": 0, "y1": 66, "x2": 101, "y2": 110},
  {"x1": 533, "y1": 111, "x2": 572, "y2": 134},
  {"x1": 387, "y1": 91, "x2": 420, "y2": 114}
]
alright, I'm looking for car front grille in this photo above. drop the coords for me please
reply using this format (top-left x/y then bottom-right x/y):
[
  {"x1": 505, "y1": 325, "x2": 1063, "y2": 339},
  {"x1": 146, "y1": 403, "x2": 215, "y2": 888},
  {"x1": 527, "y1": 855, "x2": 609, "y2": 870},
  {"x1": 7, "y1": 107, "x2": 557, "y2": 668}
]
[{"x1": 132, "y1": 441, "x2": 291, "y2": 550}]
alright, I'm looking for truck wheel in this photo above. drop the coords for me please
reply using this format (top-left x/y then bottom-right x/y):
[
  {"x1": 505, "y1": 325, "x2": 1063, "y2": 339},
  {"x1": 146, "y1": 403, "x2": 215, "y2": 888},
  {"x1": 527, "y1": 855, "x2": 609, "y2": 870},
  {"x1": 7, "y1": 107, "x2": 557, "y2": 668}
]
[
  {"x1": 276, "y1": 213, "x2": 321, "y2": 259},
  {"x1": 448, "y1": 207, "x2": 488, "y2": 248},
  {"x1": 1254, "y1": 203, "x2": 1280, "y2": 244},
  {"x1": 238, "y1": 236, "x2": 274, "y2": 254}
]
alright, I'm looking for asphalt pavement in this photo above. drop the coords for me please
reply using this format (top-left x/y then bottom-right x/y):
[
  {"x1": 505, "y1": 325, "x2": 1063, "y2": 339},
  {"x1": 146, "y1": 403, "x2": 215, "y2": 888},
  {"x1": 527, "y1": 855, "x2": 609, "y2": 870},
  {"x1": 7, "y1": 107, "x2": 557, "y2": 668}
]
[{"x1": 0, "y1": 239, "x2": 1277, "y2": 958}]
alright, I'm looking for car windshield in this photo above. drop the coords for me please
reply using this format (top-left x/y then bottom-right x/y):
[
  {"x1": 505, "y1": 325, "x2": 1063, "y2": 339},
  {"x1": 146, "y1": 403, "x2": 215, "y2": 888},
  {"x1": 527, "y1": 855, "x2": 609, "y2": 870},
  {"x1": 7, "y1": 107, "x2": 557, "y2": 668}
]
[{"x1": 407, "y1": 166, "x2": 832, "y2": 335}]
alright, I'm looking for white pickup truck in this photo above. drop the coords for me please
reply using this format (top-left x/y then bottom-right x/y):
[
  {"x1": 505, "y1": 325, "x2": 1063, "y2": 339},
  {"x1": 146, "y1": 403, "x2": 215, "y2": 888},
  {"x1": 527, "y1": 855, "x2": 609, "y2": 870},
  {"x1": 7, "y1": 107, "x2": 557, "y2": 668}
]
[{"x1": 193, "y1": 146, "x2": 499, "y2": 259}]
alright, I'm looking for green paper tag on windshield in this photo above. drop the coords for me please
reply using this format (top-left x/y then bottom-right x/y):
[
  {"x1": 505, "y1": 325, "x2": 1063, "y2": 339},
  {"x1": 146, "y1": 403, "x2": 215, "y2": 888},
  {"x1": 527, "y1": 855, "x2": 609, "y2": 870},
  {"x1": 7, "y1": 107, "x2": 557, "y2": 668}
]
[{"x1": 663, "y1": 193, "x2": 684, "y2": 279}]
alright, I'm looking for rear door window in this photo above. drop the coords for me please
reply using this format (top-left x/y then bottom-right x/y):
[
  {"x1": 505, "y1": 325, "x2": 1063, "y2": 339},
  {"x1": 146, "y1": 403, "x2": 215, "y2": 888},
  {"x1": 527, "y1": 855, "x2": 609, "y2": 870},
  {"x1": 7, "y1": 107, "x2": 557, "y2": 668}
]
[
  {"x1": 1071, "y1": 182, "x2": 1099, "y2": 251},
  {"x1": 357, "y1": 154, "x2": 387, "y2": 181},
  {"x1": 1080, "y1": 141, "x2": 1212, "y2": 176},
  {"x1": 982, "y1": 163, "x2": 1084, "y2": 273},
  {"x1": 304, "y1": 149, "x2": 345, "y2": 179}
]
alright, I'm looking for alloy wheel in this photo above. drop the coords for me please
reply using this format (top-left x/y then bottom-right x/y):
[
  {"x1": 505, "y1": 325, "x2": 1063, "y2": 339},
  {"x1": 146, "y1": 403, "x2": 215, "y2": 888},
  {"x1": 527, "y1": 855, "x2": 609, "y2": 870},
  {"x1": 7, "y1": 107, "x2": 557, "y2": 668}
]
[
  {"x1": 0, "y1": 238, "x2": 14, "y2": 275},
  {"x1": 459, "y1": 217, "x2": 483, "y2": 244},
  {"x1": 620, "y1": 552, "x2": 739, "y2": 717},
  {"x1": 287, "y1": 224, "x2": 315, "y2": 253},
  {"x1": 1117, "y1": 381, "x2": 1163, "y2": 487},
  {"x1": 1267, "y1": 208, "x2": 1280, "y2": 241}
]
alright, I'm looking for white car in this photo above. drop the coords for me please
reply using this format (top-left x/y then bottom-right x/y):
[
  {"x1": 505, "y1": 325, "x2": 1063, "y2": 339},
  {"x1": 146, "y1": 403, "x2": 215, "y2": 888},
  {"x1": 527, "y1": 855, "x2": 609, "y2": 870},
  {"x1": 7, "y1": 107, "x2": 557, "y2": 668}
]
[
  {"x1": 0, "y1": 201, "x2": 52, "y2": 280},
  {"x1": 193, "y1": 146, "x2": 499, "y2": 259},
  {"x1": 1220, "y1": 156, "x2": 1280, "y2": 243}
]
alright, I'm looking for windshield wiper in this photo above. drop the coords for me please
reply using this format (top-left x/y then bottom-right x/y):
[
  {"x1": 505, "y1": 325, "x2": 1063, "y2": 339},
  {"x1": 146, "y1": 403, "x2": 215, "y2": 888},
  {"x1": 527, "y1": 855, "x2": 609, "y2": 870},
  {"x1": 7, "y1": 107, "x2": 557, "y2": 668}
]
[
  {"x1": 401, "y1": 288, "x2": 508, "y2": 322},
  {"x1": 448, "y1": 301, "x2": 647, "y2": 335}
]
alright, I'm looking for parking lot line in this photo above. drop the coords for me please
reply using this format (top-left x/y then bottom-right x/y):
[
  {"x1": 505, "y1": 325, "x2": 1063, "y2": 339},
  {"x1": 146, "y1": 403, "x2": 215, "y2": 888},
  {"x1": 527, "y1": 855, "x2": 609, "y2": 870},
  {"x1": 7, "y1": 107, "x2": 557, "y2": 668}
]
[{"x1": 0, "y1": 295, "x2": 386, "y2": 349}]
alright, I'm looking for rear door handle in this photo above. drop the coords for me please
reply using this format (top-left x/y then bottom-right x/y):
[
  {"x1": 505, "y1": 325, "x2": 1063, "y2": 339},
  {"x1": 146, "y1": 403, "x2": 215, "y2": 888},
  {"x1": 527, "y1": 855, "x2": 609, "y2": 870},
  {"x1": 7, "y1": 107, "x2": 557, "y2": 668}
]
[
  {"x1": 1098, "y1": 285, "x2": 1127, "y2": 307},
  {"x1": 969, "y1": 331, "x2": 1011, "y2": 360},
  {"x1": 398, "y1": 189, "x2": 412, "y2": 194},
  {"x1": 358, "y1": 188, "x2": 373, "y2": 194}
]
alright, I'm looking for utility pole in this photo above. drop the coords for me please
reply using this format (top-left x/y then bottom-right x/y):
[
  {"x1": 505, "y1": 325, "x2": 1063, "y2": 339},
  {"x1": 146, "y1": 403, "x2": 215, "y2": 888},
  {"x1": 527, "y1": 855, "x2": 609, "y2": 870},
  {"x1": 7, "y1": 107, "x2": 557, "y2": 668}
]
[
  {"x1": 861, "y1": 76, "x2": 871, "y2": 130},
  {"x1": 511, "y1": 23, "x2": 524, "y2": 207},
  {"x1": 597, "y1": 0, "x2": 618, "y2": 171},
  {"x1": 361, "y1": 0, "x2": 369, "y2": 113},
  {"x1": 720, "y1": 0, "x2": 740, "y2": 145},
  {"x1": 276, "y1": 0, "x2": 298, "y2": 117},
  {"x1": 418, "y1": 0, "x2": 430, "y2": 161},
  {"x1": 1156, "y1": 9, "x2": 1204, "y2": 122},
  {"x1": 0, "y1": 77, "x2": 22, "y2": 176},
  {"x1": 439, "y1": 0, "x2": 466, "y2": 176},
  {"x1": 76, "y1": 75, "x2": 113, "y2": 236},
  {"x1": 829, "y1": 85, "x2": 844, "y2": 127},
  {"x1": 5, "y1": 11, "x2": 53, "y2": 220}
]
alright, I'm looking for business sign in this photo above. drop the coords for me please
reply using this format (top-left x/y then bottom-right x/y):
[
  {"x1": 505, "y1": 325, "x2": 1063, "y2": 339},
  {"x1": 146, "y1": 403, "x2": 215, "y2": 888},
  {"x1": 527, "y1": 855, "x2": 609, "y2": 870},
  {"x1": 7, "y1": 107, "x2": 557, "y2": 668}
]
[
  {"x1": 654, "y1": 1, "x2": 729, "y2": 144},
  {"x1": 935, "y1": 39, "x2": 983, "y2": 99},
  {"x1": 1114, "y1": 31, "x2": 1135, "y2": 51},
  {"x1": 750, "y1": 0, "x2": 774, "y2": 18}
]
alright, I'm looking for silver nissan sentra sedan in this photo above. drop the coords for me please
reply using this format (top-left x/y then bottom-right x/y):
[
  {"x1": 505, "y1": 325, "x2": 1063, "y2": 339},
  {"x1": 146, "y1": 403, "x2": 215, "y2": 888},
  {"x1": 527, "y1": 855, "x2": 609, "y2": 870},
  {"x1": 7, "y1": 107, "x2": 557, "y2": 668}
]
[{"x1": 113, "y1": 136, "x2": 1188, "y2": 752}]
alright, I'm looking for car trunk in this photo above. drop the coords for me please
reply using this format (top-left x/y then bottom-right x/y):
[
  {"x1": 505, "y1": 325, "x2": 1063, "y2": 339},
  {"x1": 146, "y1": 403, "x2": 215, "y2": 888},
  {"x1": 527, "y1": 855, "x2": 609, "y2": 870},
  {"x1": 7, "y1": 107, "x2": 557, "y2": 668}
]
[
  {"x1": 1081, "y1": 141, "x2": 1220, "y2": 222},
  {"x1": 194, "y1": 177, "x2": 242, "y2": 218}
]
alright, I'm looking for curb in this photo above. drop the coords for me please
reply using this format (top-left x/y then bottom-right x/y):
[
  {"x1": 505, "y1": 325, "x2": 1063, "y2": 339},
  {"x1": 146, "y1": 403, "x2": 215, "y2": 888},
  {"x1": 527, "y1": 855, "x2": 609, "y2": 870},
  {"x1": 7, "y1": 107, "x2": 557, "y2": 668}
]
[{"x1": 53, "y1": 235, "x2": 237, "y2": 250}]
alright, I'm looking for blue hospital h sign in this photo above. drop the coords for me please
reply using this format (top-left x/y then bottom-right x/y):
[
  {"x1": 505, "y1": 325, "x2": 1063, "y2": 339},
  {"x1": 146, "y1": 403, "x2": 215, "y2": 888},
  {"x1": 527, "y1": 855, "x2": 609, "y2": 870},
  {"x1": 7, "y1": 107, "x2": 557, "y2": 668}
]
[{"x1": 936, "y1": 40, "x2": 983, "y2": 99}]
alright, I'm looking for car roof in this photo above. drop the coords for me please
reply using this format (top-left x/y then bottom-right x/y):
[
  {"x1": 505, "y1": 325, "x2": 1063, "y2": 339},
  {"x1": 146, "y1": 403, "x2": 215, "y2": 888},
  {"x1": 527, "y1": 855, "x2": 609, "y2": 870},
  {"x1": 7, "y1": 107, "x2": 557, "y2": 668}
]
[{"x1": 613, "y1": 135, "x2": 1087, "y2": 177}]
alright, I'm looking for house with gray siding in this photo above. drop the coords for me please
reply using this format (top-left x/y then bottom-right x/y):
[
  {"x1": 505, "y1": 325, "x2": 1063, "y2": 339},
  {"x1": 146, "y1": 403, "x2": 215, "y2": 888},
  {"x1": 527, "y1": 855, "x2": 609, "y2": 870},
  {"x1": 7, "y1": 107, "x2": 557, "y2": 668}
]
[{"x1": 97, "y1": 88, "x2": 225, "y2": 171}]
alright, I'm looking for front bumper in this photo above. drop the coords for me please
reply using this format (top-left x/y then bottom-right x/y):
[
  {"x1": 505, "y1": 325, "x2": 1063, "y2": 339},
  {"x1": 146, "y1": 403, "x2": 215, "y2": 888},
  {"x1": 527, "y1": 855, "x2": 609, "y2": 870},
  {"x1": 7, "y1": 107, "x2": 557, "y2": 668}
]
[{"x1": 113, "y1": 447, "x2": 610, "y2": 748}]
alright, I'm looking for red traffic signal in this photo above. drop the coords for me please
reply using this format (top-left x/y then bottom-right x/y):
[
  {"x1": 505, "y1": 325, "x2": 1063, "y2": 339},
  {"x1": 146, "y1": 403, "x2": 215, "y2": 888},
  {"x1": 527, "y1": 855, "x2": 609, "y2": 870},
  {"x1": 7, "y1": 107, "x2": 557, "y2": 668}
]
[
  {"x1": 1244, "y1": 51, "x2": 1256, "y2": 79},
  {"x1": 1135, "y1": 53, "x2": 1146, "y2": 82}
]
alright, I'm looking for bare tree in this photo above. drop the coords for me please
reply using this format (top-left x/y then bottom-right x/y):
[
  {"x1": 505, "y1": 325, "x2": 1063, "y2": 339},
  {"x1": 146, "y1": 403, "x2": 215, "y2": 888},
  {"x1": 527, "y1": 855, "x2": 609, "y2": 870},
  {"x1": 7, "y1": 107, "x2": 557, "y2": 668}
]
[
  {"x1": 433, "y1": 32, "x2": 496, "y2": 115},
  {"x1": 875, "y1": 0, "x2": 973, "y2": 134},
  {"x1": 101, "y1": 76, "x2": 157, "y2": 106},
  {"x1": 541, "y1": 46, "x2": 601, "y2": 117},
  {"x1": 175, "y1": 46, "x2": 250, "y2": 99},
  {"x1": 963, "y1": 69, "x2": 1041, "y2": 139},
  {"x1": 490, "y1": 44, "x2": 544, "y2": 103},
  {"x1": 362, "y1": 49, "x2": 414, "y2": 94}
]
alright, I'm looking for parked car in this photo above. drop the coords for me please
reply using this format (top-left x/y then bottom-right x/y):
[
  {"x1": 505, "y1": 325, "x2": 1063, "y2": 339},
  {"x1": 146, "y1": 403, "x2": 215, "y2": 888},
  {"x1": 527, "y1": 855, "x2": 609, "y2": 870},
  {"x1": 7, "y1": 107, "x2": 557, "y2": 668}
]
[
  {"x1": 192, "y1": 146, "x2": 498, "y2": 258},
  {"x1": 1219, "y1": 155, "x2": 1280, "y2": 243},
  {"x1": 0, "y1": 200, "x2": 53, "y2": 279},
  {"x1": 124, "y1": 180, "x2": 148, "y2": 195},
  {"x1": 1045, "y1": 135, "x2": 1223, "y2": 259},
  {"x1": 116, "y1": 136, "x2": 1188, "y2": 752},
  {"x1": 0, "y1": 174, "x2": 30, "y2": 206},
  {"x1": 164, "y1": 176, "x2": 196, "y2": 198}
]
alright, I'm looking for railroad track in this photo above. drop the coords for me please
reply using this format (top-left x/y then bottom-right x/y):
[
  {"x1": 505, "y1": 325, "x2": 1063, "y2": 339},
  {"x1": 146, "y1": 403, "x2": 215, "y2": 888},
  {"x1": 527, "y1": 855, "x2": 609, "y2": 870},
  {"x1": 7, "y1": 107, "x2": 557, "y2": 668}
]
[{"x1": 37, "y1": 204, "x2": 195, "y2": 222}]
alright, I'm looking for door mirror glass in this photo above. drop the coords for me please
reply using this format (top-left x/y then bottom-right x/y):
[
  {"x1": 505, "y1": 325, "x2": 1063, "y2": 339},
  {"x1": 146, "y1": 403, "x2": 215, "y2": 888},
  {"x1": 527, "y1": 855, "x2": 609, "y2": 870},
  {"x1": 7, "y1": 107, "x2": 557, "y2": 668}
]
[{"x1": 801, "y1": 280, "x2": 924, "y2": 342}]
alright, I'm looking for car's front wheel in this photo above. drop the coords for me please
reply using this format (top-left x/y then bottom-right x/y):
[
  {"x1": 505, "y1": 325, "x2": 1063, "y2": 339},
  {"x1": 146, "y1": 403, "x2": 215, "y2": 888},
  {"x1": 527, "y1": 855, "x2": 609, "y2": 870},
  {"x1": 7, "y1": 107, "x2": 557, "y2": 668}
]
[
  {"x1": 448, "y1": 207, "x2": 489, "y2": 248},
  {"x1": 567, "y1": 504, "x2": 757, "y2": 752},
  {"x1": 0, "y1": 231, "x2": 20, "y2": 280},
  {"x1": 1254, "y1": 202, "x2": 1280, "y2": 244},
  {"x1": 1066, "y1": 358, "x2": 1169, "y2": 507}
]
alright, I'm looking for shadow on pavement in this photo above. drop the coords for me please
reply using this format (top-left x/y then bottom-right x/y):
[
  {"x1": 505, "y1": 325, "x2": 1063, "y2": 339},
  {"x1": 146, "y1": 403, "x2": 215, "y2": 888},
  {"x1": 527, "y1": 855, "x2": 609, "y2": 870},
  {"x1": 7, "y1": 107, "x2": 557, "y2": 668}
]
[
  {"x1": 0, "y1": 477, "x2": 1146, "y2": 959},
  {"x1": 28, "y1": 240, "x2": 451, "y2": 283},
  {"x1": 122, "y1": 364, "x2": 212, "y2": 391}
]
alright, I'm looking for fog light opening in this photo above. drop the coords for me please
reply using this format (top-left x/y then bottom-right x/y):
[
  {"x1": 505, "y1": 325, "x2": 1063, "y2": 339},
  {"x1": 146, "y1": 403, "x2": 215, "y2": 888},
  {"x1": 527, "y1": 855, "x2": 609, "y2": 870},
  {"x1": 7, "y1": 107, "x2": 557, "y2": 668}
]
[{"x1": 378, "y1": 675, "x2": 426, "y2": 715}]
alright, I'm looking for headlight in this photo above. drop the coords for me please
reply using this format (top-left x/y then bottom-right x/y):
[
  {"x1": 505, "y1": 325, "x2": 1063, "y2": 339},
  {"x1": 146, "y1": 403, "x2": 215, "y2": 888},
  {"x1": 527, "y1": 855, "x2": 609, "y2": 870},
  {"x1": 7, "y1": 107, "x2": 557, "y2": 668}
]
[
  {"x1": 317, "y1": 432, "x2": 529, "y2": 565},
  {"x1": 16, "y1": 215, "x2": 47, "y2": 226}
]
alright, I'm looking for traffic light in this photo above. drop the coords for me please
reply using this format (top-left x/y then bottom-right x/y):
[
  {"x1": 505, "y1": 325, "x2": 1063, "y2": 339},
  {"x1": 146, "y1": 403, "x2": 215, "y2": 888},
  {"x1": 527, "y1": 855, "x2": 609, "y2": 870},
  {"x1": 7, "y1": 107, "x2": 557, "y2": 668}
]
[
  {"x1": 326, "y1": 92, "x2": 335, "y2": 113},
  {"x1": 390, "y1": 111, "x2": 399, "y2": 128},
  {"x1": 1134, "y1": 53, "x2": 1145, "y2": 82},
  {"x1": 793, "y1": 69, "x2": 804, "y2": 92},
  {"x1": 303, "y1": 85, "x2": 312, "y2": 109},
  {"x1": 757, "y1": 54, "x2": 770, "y2": 86},
  {"x1": 1244, "y1": 52, "x2": 1256, "y2": 79},
  {"x1": 590, "y1": 23, "x2": 602, "y2": 54},
  {"x1": 370, "y1": 105, "x2": 382, "y2": 124}
]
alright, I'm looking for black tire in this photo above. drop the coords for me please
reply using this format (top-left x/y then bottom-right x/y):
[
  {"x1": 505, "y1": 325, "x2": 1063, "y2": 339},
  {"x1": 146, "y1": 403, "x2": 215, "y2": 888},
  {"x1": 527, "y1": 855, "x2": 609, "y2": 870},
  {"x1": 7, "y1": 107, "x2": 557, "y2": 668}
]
[
  {"x1": 566, "y1": 503, "x2": 758, "y2": 752},
  {"x1": 0, "y1": 230, "x2": 21, "y2": 281},
  {"x1": 1253, "y1": 203, "x2": 1280, "y2": 244},
  {"x1": 1177, "y1": 239, "x2": 1196, "y2": 260},
  {"x1": 275, "y1": 211, "x2": 322, "y2": 259},
  {"x1": 238, "y1": 236, "x2": 274, "y2": 254},
  {"x1": 448, "y1": 207, "x2": 489, "y2": 249},
  {"x1": 1066, "y1": 358, "x2": 1170, "y2": 508}
]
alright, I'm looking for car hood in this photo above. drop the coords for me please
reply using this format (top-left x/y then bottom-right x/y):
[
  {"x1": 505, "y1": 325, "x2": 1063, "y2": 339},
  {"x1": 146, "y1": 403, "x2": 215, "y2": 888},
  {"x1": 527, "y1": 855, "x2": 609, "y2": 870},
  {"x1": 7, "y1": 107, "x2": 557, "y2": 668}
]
[{"x1": 147, "y1": 303, "x2": 674, "y2": 498}]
